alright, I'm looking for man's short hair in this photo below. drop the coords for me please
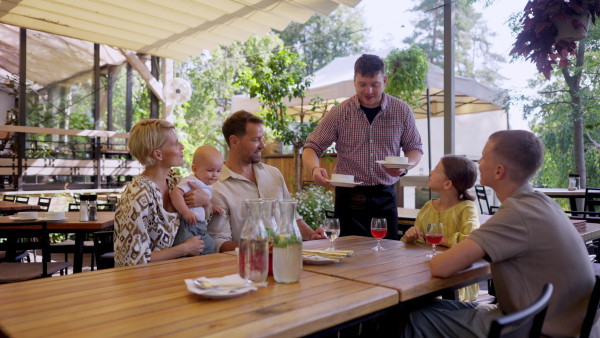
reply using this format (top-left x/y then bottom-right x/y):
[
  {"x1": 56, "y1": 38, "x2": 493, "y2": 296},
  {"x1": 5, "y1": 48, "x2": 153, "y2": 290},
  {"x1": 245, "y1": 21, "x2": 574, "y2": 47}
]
[
  {"x1": 128, "y1": 119, "x2": 175, "y2": 167},
  {"x1": 488, "y1": 130, "x2": 544, "y2": 184},
  {"x1": 354, "y1": 54, "x2": 385, "y2": 77},
  {"x1": 222, "y1": 110, "x2": 264, "y2": 147}
]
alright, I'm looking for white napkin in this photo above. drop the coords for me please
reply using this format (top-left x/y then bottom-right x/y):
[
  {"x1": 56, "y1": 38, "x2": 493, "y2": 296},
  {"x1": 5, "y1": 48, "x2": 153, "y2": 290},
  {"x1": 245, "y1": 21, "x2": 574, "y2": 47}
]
[
  {"x1": 302, "y1": 255, "x2": 339, "y2": 263},
  {"x1": 185, "y1": 273, "x2": 258, "y2": 296}
]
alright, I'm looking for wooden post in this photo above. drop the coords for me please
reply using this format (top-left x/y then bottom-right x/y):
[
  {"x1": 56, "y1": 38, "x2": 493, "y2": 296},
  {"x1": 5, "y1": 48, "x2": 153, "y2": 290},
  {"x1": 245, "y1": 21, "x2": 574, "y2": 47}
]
[{"x1": 17, "y1": 28, "x2": 26, "y2": 191}]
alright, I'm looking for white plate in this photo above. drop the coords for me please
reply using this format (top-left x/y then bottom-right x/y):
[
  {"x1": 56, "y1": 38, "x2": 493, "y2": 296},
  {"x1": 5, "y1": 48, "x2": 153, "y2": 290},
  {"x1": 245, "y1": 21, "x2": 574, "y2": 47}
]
[
  {"x1": 302, "y1": 255, "x2": 339, "y2": 265},
  {"x1": 376, "y1": 160, "x2": 414, "y2": 169},
  {"x1": 8, "y1": 216, "x2": 39, "y2": 222},
  {"x1": 184, "y1": 279, "x2": 254, "y2": 300},
  {"x1": 326, "y1": 179, "x2": 363, "y2": 188}
]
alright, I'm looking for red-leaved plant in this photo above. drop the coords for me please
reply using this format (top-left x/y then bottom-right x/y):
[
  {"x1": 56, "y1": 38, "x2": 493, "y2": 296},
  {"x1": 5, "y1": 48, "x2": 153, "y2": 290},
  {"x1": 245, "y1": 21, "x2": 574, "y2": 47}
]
[{"x1": 510, "y1": 0, "x2": 600, "y2": 80}]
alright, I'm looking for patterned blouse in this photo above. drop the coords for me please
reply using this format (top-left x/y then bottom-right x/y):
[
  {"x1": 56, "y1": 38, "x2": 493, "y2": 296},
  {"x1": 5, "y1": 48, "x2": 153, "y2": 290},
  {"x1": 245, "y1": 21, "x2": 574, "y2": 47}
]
[{"x1": 114, "y1": 170, "x2": 181, "y2": 267}]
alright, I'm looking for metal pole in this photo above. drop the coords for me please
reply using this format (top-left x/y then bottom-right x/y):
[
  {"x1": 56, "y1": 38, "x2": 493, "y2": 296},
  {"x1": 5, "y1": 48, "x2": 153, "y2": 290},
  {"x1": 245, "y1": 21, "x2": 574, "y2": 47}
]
[
  {"x1": 126, "y1": 62, "x2": 133, "y2": 132},
  {"x1": 443, "y1": 0, "x2": 456, "y2": 155},
  {"x1": 94, "y1": 44, "x2": 101, "y2": 189},
  {"x1": 427, "y1": 87, "x2": 432, "y2": 200},
  {"x1": 17, "y1": 28, "x2": 26, "y2": 191},
  {"x1": 150, "y1": 56, "x2": 160, "y2": 119}
]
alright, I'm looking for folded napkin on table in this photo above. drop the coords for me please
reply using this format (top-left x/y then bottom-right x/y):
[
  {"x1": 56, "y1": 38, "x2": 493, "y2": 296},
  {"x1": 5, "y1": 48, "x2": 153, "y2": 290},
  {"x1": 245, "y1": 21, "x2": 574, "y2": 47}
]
[{"x1": 185, "y1": 273, "x2": 258, "y2": 296}]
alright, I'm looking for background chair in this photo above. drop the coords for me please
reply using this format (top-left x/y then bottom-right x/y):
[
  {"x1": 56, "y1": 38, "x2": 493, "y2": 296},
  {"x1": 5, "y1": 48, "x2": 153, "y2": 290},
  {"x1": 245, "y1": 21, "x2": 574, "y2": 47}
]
[
  {"x1": 580, "y1": 275, "x2": 600, "y2": 338},
  {"x1": 14, "y1": 196, "x2": 29, "y2": 204},
  {"x1": 37, "y1": 197, "x2": 52, "y2": 211},
  {"x1": 488, "y1": 283, "x2": 553, "y2": 338},
  {"x1": 3, "y1": 195, "x2": 14, "y2": 202},
  {"x1": 68, "y1": 203, "x2": 80, "y2": 211},
  {"x1": 475, "y1": 185, "x2": 499, "y2": 215},
  {"x1": 93, "y1": 231, "x2": 114, "y2": 270},
  {"x1": 106, "y1": 196, "x2": 118, "y2": 207},
  {"x1": 97, "y1": 203, "x2": 115, "y2": 212}
]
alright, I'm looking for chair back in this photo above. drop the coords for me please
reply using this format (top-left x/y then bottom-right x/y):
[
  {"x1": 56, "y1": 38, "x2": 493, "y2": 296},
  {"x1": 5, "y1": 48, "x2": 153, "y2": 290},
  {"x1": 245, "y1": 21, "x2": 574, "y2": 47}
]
[
  {"x1": 93, "y1": 231, "x2": 114, "y2": 270},
  {"x1": 97, "y1": 203, "x2": 115, "y2": 212},
  {"x1": 14, "y1": 196, "x2": 29, "y2": 204},
  {"x1": 488, "y1": 283, "x2": 553, "y2": 338},
  {"x1": 584, "y1": 188, "x2": 600, "y2": 222},
  {"x1": 475, "y1": 185, "x2": 492, "y2": 215},
  {"x1": 2, "y1": 195, "x2": 14, "y2": 202},
  {"x1": 68, "y1": 203, "x2": 80, "y2": 211},
  {"x1": 106, "y1": 196, "x2": 118, "y2": 206},
  {"x1": 581, "y1": 275, "x2": 600, "y2": 338},
  {"x1": 37, "y1": 197, "x2": 52, "y2": 211}
]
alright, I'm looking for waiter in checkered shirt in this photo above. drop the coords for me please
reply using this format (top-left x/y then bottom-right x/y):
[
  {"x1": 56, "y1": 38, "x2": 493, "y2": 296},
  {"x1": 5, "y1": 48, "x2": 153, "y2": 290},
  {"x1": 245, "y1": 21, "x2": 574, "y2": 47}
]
[{"x1": 302, "y1": 54, "x2": 423, "y2": 240}]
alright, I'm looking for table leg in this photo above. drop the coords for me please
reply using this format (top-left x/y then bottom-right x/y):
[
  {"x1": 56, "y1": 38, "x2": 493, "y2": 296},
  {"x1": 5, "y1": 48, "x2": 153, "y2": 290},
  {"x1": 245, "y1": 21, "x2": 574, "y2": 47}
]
[
  {"x1": 73, "y1": 233, "x2": 85, "y2": 273},
  {"x1": 569, "y1": 197, "x2": 578, "y2": 213}
]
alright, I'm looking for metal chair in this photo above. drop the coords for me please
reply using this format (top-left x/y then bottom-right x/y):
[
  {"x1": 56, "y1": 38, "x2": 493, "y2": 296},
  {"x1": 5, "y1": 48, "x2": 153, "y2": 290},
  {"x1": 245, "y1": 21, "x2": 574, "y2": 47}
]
[
  {"x1": 488, "y1": 283, "x2": 553, "y2": 338},
  {"x1": 3, "y1": 195, "x2": 14, "y2": 202},
  {"x1": 93, "y1": 231, "x2": 114, "y2": 270},
  {"x1": 97, "y1": 203, "x2": 115, "y2": 212},
  {"x1": 581, "y1": 274, "x2": 600, "y2": 338},
  {"x1": 475, "y1": 185, "x2": 499, "y2": 215},
  {"x1": 106, "y1": 196, "x2": 118, "y2": 207},
  {"x1": 566, "y1": 188, "x2": 600, "y2": 222},
  {"x1": 14, "y1": 196, "x2": 29, "y2": 204},
  {"x1": 68, "y1": 203, "x2": 80, "y2": 211},
  {"x1": 37, "y1": 197, "x2": 52, "y2": 211}
]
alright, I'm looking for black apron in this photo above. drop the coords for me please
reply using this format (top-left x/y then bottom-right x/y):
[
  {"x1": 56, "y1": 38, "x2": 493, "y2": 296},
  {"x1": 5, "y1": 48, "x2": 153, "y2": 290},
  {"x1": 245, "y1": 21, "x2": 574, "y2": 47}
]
[{"x1": 334, "y1": 184, "x2": 398, "y2": 240}]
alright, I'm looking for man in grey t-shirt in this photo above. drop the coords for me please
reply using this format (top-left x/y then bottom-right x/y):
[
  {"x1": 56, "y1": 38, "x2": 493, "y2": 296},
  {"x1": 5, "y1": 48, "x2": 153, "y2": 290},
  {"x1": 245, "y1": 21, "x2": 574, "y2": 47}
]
[{"x1": 402, "y1": 130, "x2": 596, "y2": 337}]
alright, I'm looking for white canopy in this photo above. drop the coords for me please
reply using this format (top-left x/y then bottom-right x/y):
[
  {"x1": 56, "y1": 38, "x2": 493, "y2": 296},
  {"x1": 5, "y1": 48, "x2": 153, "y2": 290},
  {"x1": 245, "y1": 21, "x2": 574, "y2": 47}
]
[
  {"x1": 232, "y1": 49, "x2": 505, "y2": 119},
  {"x1": 0, "y1": 0, "x2": 361, "y2": 62}
]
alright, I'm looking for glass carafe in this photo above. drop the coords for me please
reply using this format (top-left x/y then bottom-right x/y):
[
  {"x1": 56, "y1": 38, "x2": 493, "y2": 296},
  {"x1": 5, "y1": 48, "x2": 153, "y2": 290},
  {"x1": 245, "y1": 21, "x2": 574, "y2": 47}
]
[
  {"x1": 262, "y1": 198, "x2": 278, "y2": 276},
  {"x1": 273, "y1": 199, "x2": 302, "y2": 284},
  {"x1": 238, "y1": 199, "x2": 269, "y2": 283}
]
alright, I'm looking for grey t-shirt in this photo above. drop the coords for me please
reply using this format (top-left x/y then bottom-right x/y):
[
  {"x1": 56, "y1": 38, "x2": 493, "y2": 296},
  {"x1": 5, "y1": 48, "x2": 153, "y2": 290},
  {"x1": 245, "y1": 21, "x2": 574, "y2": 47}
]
[{"x1": 469, "y1": 183, "x2": 594, "y2": 337}]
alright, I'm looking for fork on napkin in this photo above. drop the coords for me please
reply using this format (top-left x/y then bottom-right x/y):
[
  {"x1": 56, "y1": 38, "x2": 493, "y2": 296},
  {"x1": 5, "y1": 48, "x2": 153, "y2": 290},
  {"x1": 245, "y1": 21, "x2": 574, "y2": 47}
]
[{"x1": 185, "y1": 274, "x2": 261, "y2": 296}]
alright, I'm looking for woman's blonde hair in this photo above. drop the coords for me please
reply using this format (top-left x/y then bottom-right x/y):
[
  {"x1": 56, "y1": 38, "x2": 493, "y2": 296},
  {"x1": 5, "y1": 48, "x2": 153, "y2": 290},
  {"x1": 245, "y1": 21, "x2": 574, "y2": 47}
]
[{"x1": 128, "y1": 119, "x2": 175, "y2": 166}]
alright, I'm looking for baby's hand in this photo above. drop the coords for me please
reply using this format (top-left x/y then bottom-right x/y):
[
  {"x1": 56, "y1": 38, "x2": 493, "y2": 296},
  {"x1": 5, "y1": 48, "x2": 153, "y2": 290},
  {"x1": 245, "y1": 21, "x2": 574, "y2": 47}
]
[
  {"x1": 183, "y1": 211, "x2": 198, "y2": 226},
  {"x1": 212, "y1": 205, "x2": 223, "y2": 215},
  {"x1": 403, "y1": 226, "x2": 424, "y2": 242}
]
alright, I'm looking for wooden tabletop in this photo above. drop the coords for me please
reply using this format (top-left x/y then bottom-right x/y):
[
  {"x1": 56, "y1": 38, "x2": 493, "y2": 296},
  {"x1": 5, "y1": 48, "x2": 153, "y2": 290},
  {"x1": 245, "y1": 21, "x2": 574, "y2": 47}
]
[
  {"x1": 535, "y1": 188, "x2": 586, "y2": 197},
  {"x1": 0, "y1": 253, "x2": 398, "y2": 338},
  {"x1": 0, "y1": 201, "x2": 41, "y2": 212},
  {"x1": 302, "y1": 236, "x2": 490, "y2": 302},
  {"x1": 580, "y1": 222, "x2": 600, "y2": 242},
  {"x1": 0, "y1": 212, "x2": 114, "y2": 230}
]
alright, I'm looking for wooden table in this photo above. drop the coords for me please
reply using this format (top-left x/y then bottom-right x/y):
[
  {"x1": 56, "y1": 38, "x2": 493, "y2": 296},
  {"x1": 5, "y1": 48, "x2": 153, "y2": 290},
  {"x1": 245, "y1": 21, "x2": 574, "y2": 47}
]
[
  {"x1": 579, "y1": 222, "x2": 600, "y2": 242},
  {"x1": 0, "y1": 212, "x2": 114, "y2": 273},
  {"x1": 536, "y1": 188, "x2": 585, "y2": 210},
  {"x1": 0, "y1": 254, "x2": 398, "y2": 337},
  {"x1": 0, "y1": 201, "x2": 41, "y2": 214},
  {"x1": 302, "y1": 236, "x2": 491, "y2": 303}
]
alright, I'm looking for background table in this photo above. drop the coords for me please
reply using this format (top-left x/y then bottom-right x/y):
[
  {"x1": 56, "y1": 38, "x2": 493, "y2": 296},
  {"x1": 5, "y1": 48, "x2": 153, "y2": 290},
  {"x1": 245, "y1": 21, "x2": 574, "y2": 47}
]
[
  {"x1": 536, "y1": 188, "x2": 585, "y2": 211},
  {"x1": 0, "y1": 201, "x2": 41, "y2": 215},
  {"x1": 0, "y1": 212, "x2": 114, "y2": 273},
  {"x1": 0, "y1": 253, "x2": 398, "y2": 337},
  {"x1": 303, "y1": 236, "x2": 491, "y2": 302}
]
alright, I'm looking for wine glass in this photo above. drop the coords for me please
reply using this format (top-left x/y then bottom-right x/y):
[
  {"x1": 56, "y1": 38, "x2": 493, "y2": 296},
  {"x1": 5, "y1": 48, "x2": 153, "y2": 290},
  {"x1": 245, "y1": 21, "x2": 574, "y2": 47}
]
[
  {"x1": 426, "y1": 222, "x2": 444, "y2": 258},
  {"x1": 323, "y1": 218, "x2": 340, "y2": 251},
  {"x1": 371, "y1": 218, "x2": 387, "y2": 251}
]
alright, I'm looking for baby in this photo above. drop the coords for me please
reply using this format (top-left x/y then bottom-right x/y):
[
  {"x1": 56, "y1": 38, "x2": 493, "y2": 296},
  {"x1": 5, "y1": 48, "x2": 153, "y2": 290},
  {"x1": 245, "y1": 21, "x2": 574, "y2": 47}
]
[{"x1": 170, "y1": 145, "x2": 223, "y2": 255}]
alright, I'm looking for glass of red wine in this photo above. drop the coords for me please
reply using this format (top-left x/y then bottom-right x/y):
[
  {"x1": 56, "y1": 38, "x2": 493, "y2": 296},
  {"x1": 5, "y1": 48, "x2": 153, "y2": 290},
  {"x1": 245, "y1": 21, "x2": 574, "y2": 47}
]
[
  {"x1": 426, "y1": 222, "x2": 444, "y2": 258},
  {"x1": 371, "y1": 217, "x2": 387, "y2": 251}
]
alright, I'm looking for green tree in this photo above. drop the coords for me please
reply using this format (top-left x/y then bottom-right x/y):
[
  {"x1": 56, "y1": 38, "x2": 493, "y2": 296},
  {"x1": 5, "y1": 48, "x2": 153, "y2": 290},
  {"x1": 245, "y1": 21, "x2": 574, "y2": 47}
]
[
  {"x1": 508, "y1": 24, "x2": 600, "y2": 192},
  {"x1": 403, "y1": 0, "x2": 506, "y2": 86},
  {"x1": 235, "y1": 47, "x2": 313, "y2": 192},
  {"x1": 276, "y1": 6, "x2": 369, "y2": 76}
]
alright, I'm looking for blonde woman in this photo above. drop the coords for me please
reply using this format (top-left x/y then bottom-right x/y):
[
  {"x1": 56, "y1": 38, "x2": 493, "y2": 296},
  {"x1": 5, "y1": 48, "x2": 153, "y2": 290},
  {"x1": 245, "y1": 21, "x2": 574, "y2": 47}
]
[{"x1": 114, "y1": 119, "x2": 208, "y2": 267}]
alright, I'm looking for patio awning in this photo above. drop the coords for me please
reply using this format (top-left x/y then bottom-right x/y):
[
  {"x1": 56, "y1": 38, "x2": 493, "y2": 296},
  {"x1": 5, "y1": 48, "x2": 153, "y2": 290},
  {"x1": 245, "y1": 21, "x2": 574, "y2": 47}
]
[{"x1": 0, "y1": 0, "x2": 361, "y2": 62}]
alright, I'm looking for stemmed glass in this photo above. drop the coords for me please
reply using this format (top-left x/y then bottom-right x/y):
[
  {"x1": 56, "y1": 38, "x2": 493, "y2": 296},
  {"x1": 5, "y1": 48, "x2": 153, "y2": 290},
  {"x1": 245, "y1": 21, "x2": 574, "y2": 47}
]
[
  {"x1": 323, "y1": 218, "x2": 340, "y2": 251},
  {"x1": 426, "y1": 222, "x2": 444, "y2": 258},
  {"x1": 371, "y1": 218, "x2": 387, "y2": 251}
]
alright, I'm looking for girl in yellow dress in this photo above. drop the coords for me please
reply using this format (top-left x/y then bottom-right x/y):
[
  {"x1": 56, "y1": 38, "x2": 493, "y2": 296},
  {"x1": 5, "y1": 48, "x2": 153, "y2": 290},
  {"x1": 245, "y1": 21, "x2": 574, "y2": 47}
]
[{"x1": 401, "y1": 155, "x2": 480, "y2": 301}]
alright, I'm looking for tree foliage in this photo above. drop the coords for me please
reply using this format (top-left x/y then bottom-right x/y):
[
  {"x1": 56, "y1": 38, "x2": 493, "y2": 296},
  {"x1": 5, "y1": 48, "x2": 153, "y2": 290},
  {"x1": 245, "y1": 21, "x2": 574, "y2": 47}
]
[
  {"x1": 507, "y1": 24, "x2": 600, "y2": 191},
  {"x1": 276, "y1": 6, "x2": 369, "y2": 76},
  {"x1": 384, "y1": 47, "x2": 429, "y2": 110},
  {"x1": 403, "y1": 0, "x2": 506, "y2": 86}
]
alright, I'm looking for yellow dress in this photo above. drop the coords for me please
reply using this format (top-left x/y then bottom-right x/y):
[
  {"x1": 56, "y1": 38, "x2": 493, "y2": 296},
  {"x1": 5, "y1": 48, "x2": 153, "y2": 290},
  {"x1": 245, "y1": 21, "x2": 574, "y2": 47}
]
[{"x1": 401, "y1": 199, "x2": 480, "y2": 302}]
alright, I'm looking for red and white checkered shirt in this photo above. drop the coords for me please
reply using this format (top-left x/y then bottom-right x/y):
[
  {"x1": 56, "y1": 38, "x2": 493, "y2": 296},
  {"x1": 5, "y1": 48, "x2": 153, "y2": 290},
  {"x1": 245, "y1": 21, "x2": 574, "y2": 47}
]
[{"x1": 304, "y1": 94, "x2": 423, "y2": 186}]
